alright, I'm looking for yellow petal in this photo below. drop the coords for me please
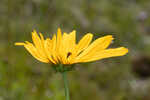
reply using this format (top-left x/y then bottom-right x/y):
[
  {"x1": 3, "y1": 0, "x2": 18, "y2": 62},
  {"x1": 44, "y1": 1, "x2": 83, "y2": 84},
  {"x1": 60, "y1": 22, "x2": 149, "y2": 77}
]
[
  {"x1": 68, "y1": 30, "x2": 76, "y2": 46},
  {"x1": 32, "y1": 30, "x2": 41, "y2": 47},
  {"x1": 75, "y1": 33, "x2": 93, "y2": 55},
  {"x1": 32, "y1": 30, "x2": 47, "y2": 58},
  {"x1": 64, "y1": 31, "x2": 76, "y2": 64},
  {"x1": 39, "y1": 33, "x2": 44, "y2": 43},
  {"x1": 60, "y1": 32, "x2": 70, "y2": 64},
  {"x1": 15, "y1": 42, "x2": 25, "y2": 46},
  {"x1": 24, "y1": 42, "x2": 49, "y2": 63},
  {"x1": 77, "y1": 47, "x2": 128, "y2": 63},
  {"x1": 56, "y1": 28, "x2": 62, "y2": 50},
  {"x1": 77, "y1": 35, "x2": 114, "y2": 59},
  {"x1": 68, "y1": 33, "x2": 93, "y2": 64},
  {"x1": 44, "y1": 38, "x2": 56, "y2": 64},
  {"x1": 51, "y1": 34, "x2": 59, "y2": 63},
  {"x1": 52, "y1": 34, "x2": 57, "y2": 50},
  {"x1": 39, "y1": 33, "x2": 51, "y2": 58},
  {"x1": 56, "y1": 28, "x2": 63, "y2": 61}
]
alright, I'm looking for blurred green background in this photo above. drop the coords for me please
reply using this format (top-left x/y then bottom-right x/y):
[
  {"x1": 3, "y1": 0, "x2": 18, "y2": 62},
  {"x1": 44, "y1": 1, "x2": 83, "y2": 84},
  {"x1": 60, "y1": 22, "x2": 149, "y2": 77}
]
[{"x1": 0, "y1": 0, "x2": 150, "y2": 100}]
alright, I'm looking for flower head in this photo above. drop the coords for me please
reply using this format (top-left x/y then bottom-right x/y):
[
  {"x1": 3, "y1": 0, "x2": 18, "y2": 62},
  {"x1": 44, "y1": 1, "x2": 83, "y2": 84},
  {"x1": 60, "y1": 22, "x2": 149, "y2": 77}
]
[{"x1": 15, "y1": 28, "x2": 128, "y2": 65}]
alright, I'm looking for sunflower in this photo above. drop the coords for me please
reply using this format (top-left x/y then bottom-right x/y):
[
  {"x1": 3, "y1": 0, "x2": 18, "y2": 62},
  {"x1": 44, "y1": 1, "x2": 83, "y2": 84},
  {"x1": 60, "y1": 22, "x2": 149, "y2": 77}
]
[
  {"x1": 15, "y1": 28, "x2": 128, "y2": 100},
  {"x1": 15, "y1": 28, "x2": 128, "y2": 65}
]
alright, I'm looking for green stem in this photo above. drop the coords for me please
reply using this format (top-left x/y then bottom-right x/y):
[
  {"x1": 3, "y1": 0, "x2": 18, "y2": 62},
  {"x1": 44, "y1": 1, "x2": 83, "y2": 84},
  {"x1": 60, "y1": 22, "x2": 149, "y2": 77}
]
[{"x1": 62, "y1": 71, "x2": 70, "y2": 100}]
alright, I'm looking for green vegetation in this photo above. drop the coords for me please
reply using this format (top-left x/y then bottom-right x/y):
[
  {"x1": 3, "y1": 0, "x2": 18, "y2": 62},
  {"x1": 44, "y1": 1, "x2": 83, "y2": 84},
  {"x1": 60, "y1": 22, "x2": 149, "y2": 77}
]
[{"x1": 0, "y1": 0, "x2": 150, "y2": 100}]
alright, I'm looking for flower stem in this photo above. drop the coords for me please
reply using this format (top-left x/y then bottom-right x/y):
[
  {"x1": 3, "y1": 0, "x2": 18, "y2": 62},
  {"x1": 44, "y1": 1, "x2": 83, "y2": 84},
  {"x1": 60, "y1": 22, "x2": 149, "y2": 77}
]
[{"x1": 62, "y1": 71, "x2": 70, "y2": 100}]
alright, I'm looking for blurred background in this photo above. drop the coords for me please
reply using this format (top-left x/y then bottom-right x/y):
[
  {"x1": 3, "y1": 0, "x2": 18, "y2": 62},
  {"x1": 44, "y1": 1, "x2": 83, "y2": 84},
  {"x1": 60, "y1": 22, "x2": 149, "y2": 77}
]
[{"x1": 0, "y1": 0, "x2": 150, "y2": 100}]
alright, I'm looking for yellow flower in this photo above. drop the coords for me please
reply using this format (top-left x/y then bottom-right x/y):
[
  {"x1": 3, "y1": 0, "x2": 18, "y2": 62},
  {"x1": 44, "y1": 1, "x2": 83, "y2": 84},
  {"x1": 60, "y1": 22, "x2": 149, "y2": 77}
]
[{"x1": 15, "y1": 28, "x2": 128, "y2": 65}]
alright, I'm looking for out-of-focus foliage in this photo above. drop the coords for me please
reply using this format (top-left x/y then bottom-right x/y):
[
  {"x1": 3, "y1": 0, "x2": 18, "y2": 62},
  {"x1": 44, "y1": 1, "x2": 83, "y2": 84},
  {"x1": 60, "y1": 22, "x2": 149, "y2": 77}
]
[{"x1": 0, "y1": 0, "x2": 150, "y2": 100}]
